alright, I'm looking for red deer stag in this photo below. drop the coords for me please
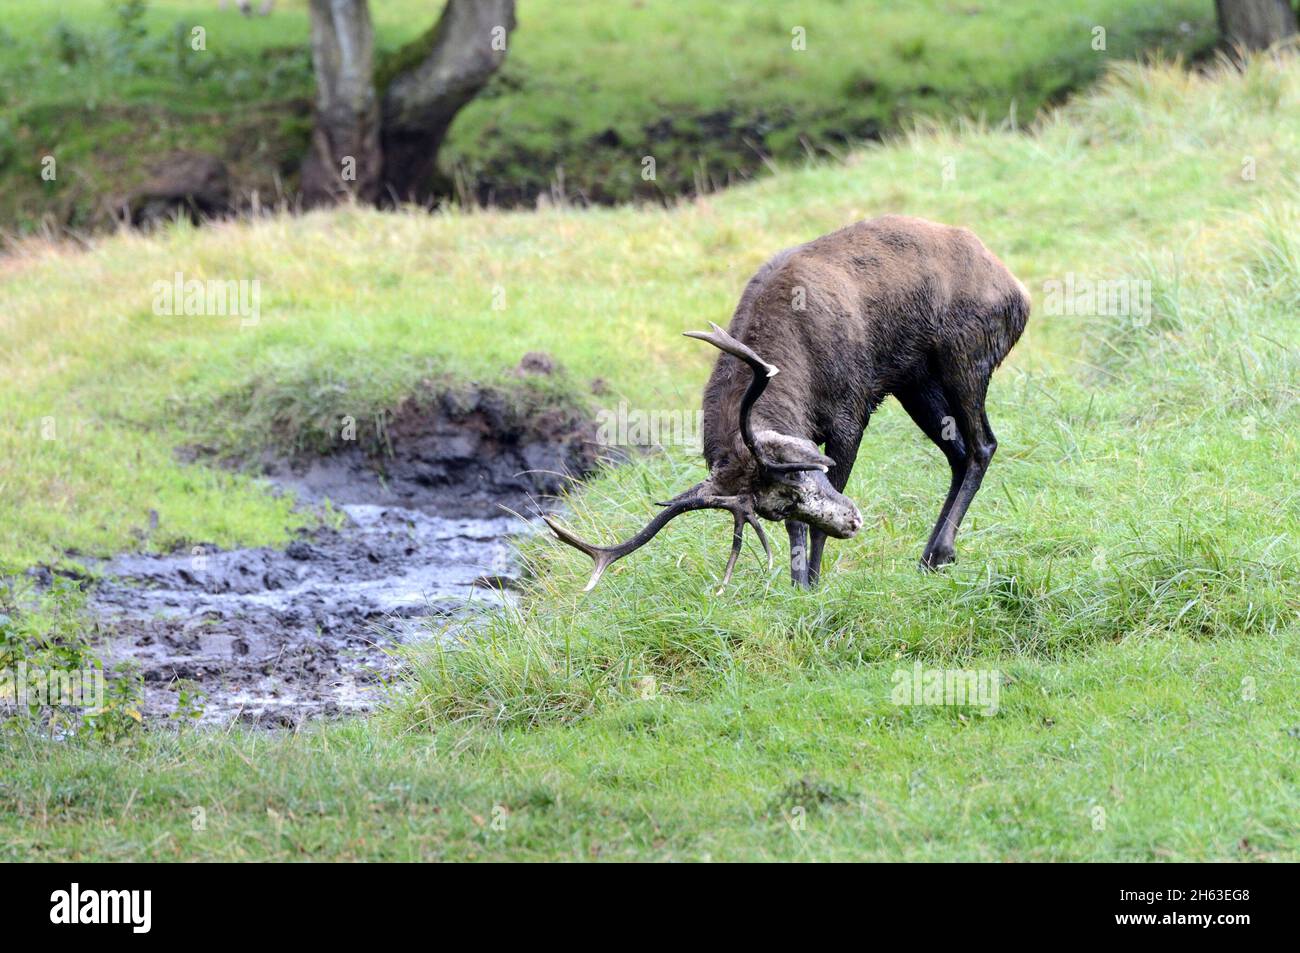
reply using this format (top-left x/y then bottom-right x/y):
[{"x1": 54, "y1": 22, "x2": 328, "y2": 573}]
[{"x1": 546, "y1": 215, "x2": 1030, "y2": 590}]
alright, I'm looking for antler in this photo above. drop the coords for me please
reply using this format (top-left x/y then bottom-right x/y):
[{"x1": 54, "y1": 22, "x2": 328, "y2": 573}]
[
  {"x1": 720, "y1": 505, "x2": 773, "y2": 591},
  {"x1": 543, "y1": 487, "x2": 772, "y2": 592},
  {"x1": 546, "y1": 321, "x2": 824, "y2": 592},
  {"x1": 683, "y1": 322, "x2": 826, "y2": 476}
]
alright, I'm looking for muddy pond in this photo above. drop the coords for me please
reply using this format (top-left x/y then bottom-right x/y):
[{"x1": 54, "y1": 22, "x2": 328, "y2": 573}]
[{"x1": 85, "y1": 382, "x2": 600, "y2": 727}]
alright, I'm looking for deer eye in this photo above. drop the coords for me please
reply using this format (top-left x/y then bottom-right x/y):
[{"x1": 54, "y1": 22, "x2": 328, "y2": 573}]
[{"x1": 762, "y1": 489, "x2": 798, "y2": 518}]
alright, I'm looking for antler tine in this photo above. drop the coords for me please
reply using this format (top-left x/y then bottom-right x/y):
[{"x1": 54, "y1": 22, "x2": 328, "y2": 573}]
[
  {"x1": 683, "y1": 321, "x2": 778, "y2": 379},
  {"x1": 543, "y1": 486, "x2": 718, "y2": 591},
  {"x1": 718, "y1": 509, "x2": 746, "y2": 592},
  {"x1": 546, "y1": 491, "x2": 770, "y2": 592},
  {"x1": 744, "y1": 511, "x2": 774, "y2": 569},
  {"x1": 684, "y1": 321, "x2": 827, "y2": 477},
  {"x1": 542, "y1": 517, "x2": 622, "y2": 592},
  {"x1": 716, "y1": 504, "x2": 776, "y2": 592},
  {"x1": 544, "y1": 500, "x2": 694, "y2": 591}
]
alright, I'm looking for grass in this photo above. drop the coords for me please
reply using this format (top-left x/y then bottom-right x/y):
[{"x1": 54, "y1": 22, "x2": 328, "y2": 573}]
[
  {"x1": 3, "y1": 634, "x2": 1297, "y2": 860},
  {"x1": 1, "y1": 54, "x2": 1298, "y2": 859},
  {"x1": 0, "y1": 0, "x2": 1218, "y2": 230}
]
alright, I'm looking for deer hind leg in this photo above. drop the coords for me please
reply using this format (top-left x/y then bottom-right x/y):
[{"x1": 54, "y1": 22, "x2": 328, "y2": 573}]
[
  {"x1": 919, "y1": 372, "x2": 996, "y2": 569},
  {"x1": 897, "y1": 369, "x2": 999, "y2": 569},
  {"x1": 896, "y1": 376, "x2": 968, "y2": 567}
]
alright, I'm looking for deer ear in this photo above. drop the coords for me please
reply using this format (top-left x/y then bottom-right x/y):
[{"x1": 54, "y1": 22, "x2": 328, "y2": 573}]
[{"x1": 753, "y1": 430, "x2": 834, "y2": 472}]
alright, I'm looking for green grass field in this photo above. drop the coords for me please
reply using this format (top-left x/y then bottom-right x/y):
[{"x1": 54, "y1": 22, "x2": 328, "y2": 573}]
[
  {"x1": 2, "y1": 54, "x2": 1298, "y2": 860},
  {"x1": 0, "y1": 0, "x2": 1217, "y2": 229}
]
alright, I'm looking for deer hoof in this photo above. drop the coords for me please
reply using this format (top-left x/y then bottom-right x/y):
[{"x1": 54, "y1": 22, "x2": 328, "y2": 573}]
[{"x1": 919, "y1": 548, "x2": 955, "y2": 571}]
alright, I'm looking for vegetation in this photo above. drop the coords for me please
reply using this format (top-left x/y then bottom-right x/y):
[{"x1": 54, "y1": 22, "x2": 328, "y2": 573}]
[
  {"x1": 1, "y1": 53, "x2": 1297, "y2": 860},
  {"x1": 0, "y1": 0, "x2": 1218, "y2": 230},
  {"x1": 4, "y1": 633, "x2": 1297, "y2": 860}
]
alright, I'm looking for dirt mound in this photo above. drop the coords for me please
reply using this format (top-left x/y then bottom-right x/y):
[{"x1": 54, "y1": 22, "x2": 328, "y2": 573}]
[
  {"x1": 113, "y1": 152, "x2": 232, "y2": 228},
  {"x1": 266, "y1": 382, "x2": 600, "y2": 517}
]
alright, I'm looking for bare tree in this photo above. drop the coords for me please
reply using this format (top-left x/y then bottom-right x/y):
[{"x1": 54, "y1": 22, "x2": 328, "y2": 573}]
[
  {"x1": 380, "y1": 0, "x2": 516, "y2": 202},
  {"x1": 301, "y1": 0, "x2": 381, "y2": 206},
  {"x1": 220, "y1": 0, "x2": 274, "y2": 14},
  {"x1": 301, "y1": 0, "x2": 516, "y2": 207},
  {"x1": 1215, "y1": 0, "x2": 1298, "y2": 52}
]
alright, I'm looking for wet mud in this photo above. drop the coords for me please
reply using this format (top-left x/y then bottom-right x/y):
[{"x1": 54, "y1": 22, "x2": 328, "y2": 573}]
[{"x1": 87, "y1": 379, "x2": 600, "y2": 727}]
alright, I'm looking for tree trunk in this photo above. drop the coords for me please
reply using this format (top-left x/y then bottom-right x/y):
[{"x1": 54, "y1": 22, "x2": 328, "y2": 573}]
[
  {"x1": 1215, "y1": 0, "x2": 1298, "y2": 52},
  {"x1": 301, "y1": 0, "x2": 381, "y2": 207},
  {"x1": 379, "y1": 0, "x2": 517, "y2": 203}
]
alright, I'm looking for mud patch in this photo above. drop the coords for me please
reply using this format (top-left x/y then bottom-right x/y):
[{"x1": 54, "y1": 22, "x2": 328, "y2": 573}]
[
  {"x1": 90, "y1": 381, "x2": 601, "y2": 727},
  {"x1": 93, "y1": 506, "x2": 527, "y2": 727}
]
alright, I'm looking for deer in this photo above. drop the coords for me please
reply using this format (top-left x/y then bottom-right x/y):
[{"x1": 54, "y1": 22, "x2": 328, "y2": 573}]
[
  {"x1": 545, "y1": 215, "x2": 1031, "y2": 591},
  {"x1": 220, "y1": 0, "x2": 274, "y2": 15}
]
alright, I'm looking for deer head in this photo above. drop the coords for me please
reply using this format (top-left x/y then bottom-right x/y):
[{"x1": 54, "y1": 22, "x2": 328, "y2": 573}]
[{"x1": 545, "y1": 322, "x2": 862, "y2": 591}]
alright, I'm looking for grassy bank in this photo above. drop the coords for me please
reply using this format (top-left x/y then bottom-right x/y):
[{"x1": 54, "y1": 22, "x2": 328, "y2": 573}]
[
  {"x1": 4, "y1": 633, "x2": 1296, "y2": 861},
  {"x1": 2, "y1": 55, "x2": 1298, "y2": 860},
  {"x1": 0, "y1": 0, "x2": 1216, "y2": 230}
]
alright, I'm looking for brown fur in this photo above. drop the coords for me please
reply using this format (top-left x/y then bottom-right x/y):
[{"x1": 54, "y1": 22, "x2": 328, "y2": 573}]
[
  {"x1": 704, "y1": 215, "x2": 1029, "y2": 483},
  {"x1": 702, "y1": 215, "x2": 1030, "y2": 581},
  {"x1": 547, "y1": 215, "x2": 1030, "y2": 591}
]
